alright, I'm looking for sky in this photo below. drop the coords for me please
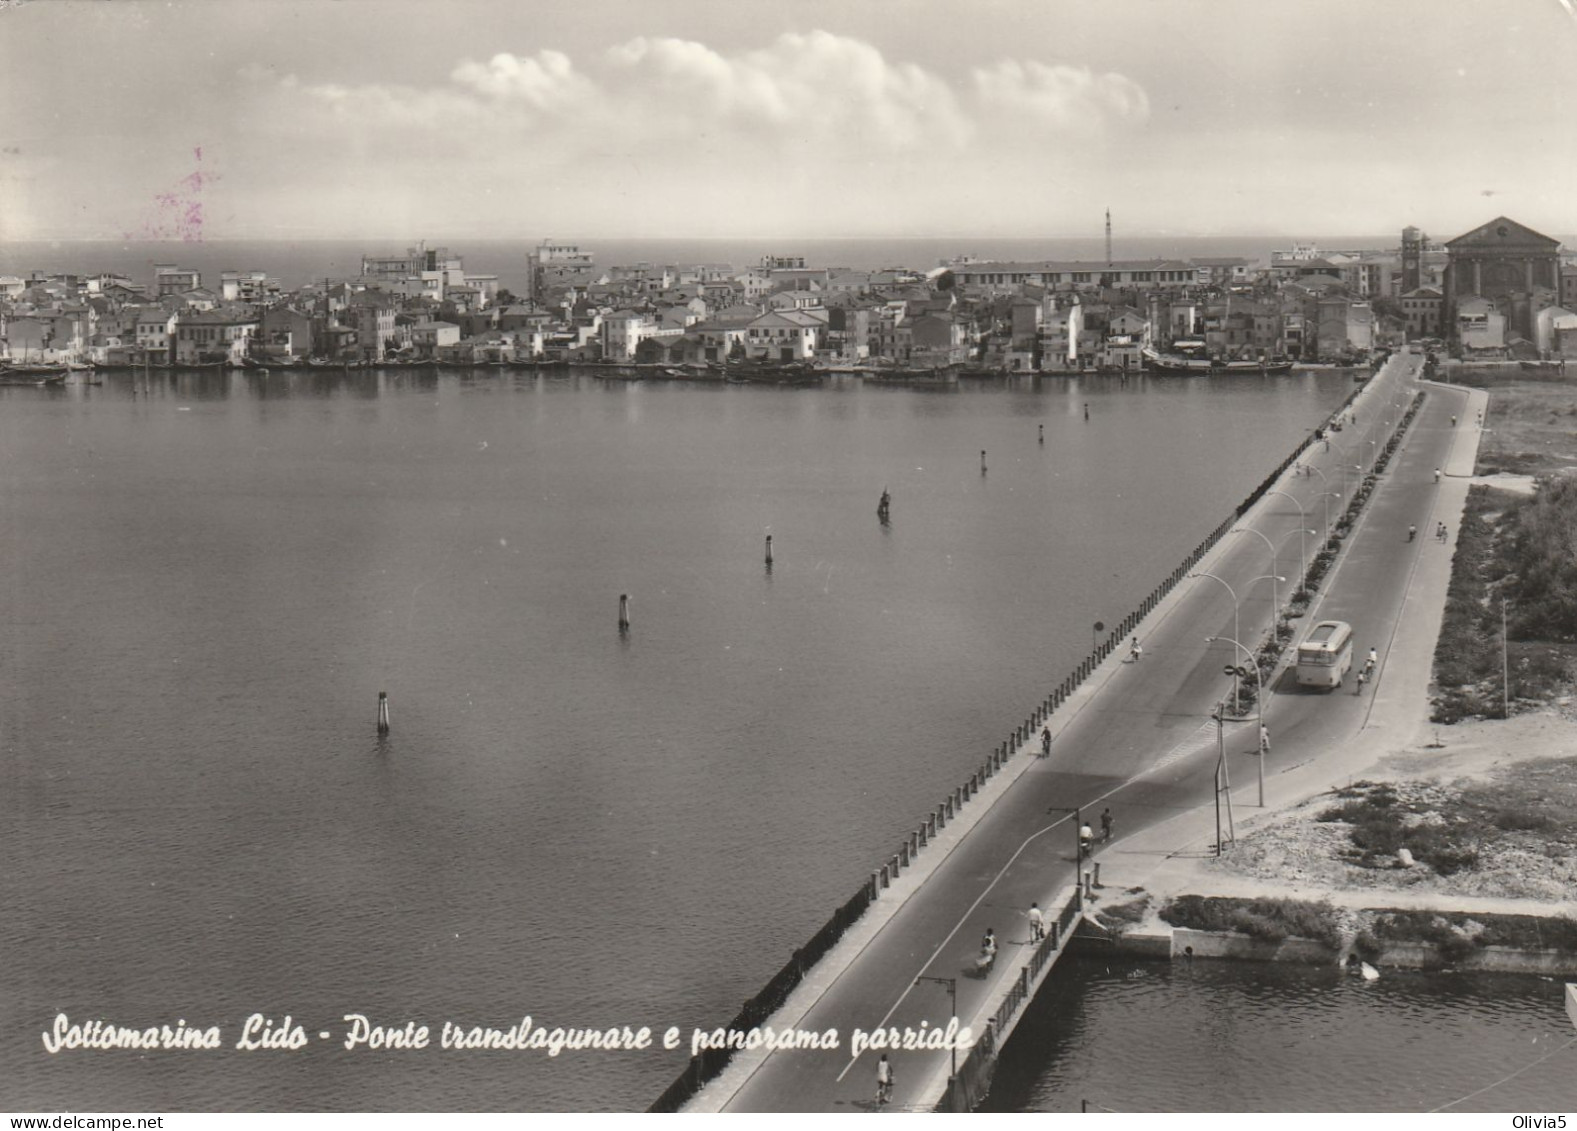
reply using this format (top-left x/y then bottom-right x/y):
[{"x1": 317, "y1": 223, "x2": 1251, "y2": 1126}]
[{"x1": 1, "y1": 0, "x2": 1575, "y2": 243}]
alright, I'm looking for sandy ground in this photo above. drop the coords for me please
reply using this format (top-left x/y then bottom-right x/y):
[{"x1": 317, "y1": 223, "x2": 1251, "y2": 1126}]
[{"x1": 1111, "y1": 706, "x2": 1577, "y2": 925}]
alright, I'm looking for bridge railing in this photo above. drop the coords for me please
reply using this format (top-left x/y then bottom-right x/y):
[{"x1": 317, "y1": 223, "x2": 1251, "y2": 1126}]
[
  {"x1": 937, "y1": 887, "x2": 1084, "y2": 1111},
  {"x1": 651, "y1": 376, "x2": 1384, "y2": 1112}
]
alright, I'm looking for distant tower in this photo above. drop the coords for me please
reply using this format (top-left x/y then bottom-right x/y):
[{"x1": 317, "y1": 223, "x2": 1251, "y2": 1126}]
[
  {"x1": 1401, "y1": 226, "x2": 1424, "y2": 293},
  {"x1": 1102, "y1": 208, "x2": 1113, "y2": 288}
]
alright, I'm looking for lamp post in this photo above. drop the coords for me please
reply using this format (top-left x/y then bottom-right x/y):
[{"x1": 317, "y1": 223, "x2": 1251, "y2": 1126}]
[
  {"x1": 1046, "y1": 805, "x2": 1084, "y2": 908},
  {"x1": 1207, "y1": 697, "x2": 1236, "y2": 853},
  {"x1": 1263, "y1": 489, "x2": 1310, "y2": 585},
  {"x1": 1250, "y1": 573, "x2": 1287, "y2": 628},
  {"x1": 1502, "y1": 597, "x2": 1511, "y2": 720},
  {"x1": 914, "y1": 975, "x2": 958, "y2": 1079},
  {"x1": 1208, "y1": 634, "x2": 1269, "y2": 807},
  {"x1": 1189, "y1": 571, "x2": 1240, "y2": 713},
  {"x1": 1303, "y1": 465, "x2": 1335, "y2": 540},
  {"x1": 1230, "y1": 526, "x2": 1287, "y2": 615}
]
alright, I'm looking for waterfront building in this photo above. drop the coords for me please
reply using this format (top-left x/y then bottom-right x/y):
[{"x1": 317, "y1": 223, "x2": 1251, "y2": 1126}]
[
  {"x1": 174, "y1": 306, "x2": 259, "y2": 364},
  {"x1": 259, "y1": 307, "x2": 315, "y2": 362},
  {"x1": 600, "y1": 310, "x2": 659, "y2": 361},
  {"x1": 133, "y1": 308, "x2": 177, "y2": 362},
  {"x1": 1401, "y1": 286, "x2": 1443, "y2": 339},
  {"x1": 745, "y1": 309, "x2": 823, "y2": 361},
  {"x1": 907, "y1": 312, "x2": 969, "y2": 368},
  {"x1": 690, "y1": 320, "x2": 748, "y2": 364},
  {"x1": 1315, "y1": 298, "x2": 1374, "y2": 360},
  {"x1": 407, "y1": 320, "x2": 460, "y2": 357},
  {"x1": 1441, "y1": 216, "x2": 1562, "y2": 346},
  {"x1": 346, "y1": 294, "x2": 398, "y2": 361}
]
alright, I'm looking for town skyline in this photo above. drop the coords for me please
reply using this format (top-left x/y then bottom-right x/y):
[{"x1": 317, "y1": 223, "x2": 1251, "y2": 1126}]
[{"x1": 2, "y1": 0, "x2": 1575, "y2": 244}]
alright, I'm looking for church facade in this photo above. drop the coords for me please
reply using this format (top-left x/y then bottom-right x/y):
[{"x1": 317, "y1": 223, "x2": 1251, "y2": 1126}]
[{"x1": 1441, "y1": 216, "x2": 1562, "y2": 350}]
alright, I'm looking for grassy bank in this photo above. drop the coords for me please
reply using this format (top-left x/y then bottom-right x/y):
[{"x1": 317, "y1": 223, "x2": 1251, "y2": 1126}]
[
  {"x1": 1157, "y1": 892, "x2": 1577, "y2": 960},
  {"x1": 1428, "y1": 373, "x2": 1577, "y2": 722}
]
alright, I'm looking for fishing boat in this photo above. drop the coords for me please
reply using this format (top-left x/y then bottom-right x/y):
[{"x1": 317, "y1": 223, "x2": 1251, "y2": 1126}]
[{"x1": 1143, "y1": 348, "x2": 1292, "y2": 375}]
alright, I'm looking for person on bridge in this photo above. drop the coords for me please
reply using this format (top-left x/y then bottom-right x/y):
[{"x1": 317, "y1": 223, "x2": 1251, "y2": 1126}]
[
  {"x1": 978, "y1": 928, "x2": 998, "y2": 972},
  {"x1": 1439, "y1": 523, "x2": 1449, "y2": 543},
  {"x1": 1079, "y1": 822, "x2": 1095, "y2": 858},
  {"x1": 1259, "y1": 724, "x2": 1270, "y2": 756},
  {"x1": 1130, "y1": 637, "x2": 1143, "y2": 662},
  {"x1": 1100, "y1": 807, "x2": 1114, "y2": 842},
  {"x1": 1366, "y1": 647, "x2": 1378, "y2": 673},
  {"x1": 876, "y1": 1053, "x2": 894, "y2": 1106},
  {"x1": 1434, "y1": 467, "x2": 1441, "y2": 484},
  {"x1": 1040, "y1": 726, "x2": 1052, "y2": 757},
  {"x1": 1028, "y1": 902, "x2": 1045, "y2": 942},
  {"x1": 1408, "y1": 525, "x2": 1417, "y2": 542},
  {"x1": 1355, "y1": 668, "x2": 1368, "y2": 695}
]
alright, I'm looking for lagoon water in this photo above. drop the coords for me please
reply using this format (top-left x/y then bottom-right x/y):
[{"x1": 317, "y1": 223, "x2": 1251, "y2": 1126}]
[
  {"x1": 985, "y1": 954, "x2": 1576, "y2": 1113},
  {"x1": 5, "y1": 366, "x2": 1557, "y2": 1112}
]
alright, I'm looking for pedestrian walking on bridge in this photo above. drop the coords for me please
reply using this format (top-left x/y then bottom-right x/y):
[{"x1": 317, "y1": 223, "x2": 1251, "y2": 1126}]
[
  {"x1": 1028, "y1": 901, "x2": 1045, "y2": 942},
  {"x1": 1040, "y1": 726, "x2": 1052, "y2": 758},
  {"x1": 1259, "y1": 724, "x2": 1270, "y2": 757},
  {"x1": 876, "y1": 1054, "x2": 894, "y2": 1107},
  {"x1": 1100, "y1": 807, "x2": 1113, "y2": 842},
  {"x1": 1355, "y1": 668, "x2": 1367, "y2": 695}
]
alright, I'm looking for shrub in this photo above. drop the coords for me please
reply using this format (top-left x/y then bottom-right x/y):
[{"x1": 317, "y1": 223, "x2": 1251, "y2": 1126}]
[{"x1": 1159, "y1": 895, "x2": 1340, "y2": 947}]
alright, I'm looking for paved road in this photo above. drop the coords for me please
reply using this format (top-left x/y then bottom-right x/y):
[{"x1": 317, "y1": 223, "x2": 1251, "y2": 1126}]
[{"x1": 715, "y1": 349, "x2": 1471, "y2": 1112}]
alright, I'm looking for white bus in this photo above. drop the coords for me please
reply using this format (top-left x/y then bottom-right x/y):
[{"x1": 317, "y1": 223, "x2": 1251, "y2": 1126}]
[{"x1": 1296, "y1": 620, "x2": 1354, "y2": 689}]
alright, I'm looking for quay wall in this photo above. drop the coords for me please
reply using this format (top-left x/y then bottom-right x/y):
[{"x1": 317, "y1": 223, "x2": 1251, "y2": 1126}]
[
  {"x1": 1104, "y1": 926, "x2": 1577, "y2": 977},
  {"x1": 650, "y1": 364, "x2": 1390, "y2": 1113}
]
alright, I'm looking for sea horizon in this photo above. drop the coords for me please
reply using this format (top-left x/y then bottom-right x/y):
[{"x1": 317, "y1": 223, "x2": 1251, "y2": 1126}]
[{"x1": 0, "y1": 232, "x2": 1460, "y2": 298}]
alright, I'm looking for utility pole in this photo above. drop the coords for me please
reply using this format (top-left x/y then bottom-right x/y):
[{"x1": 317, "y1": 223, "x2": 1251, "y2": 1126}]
[{"x1": 1211, "y1": 700, "x2": 1236, "y2": 854}]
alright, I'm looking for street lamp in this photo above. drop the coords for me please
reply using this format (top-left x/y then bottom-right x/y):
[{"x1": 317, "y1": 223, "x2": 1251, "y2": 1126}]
[
  {"x1": 1264, "y1": 490, "x2": 1310, "y2": 578},
  {"x1": 1189, "y1": 571, "x2": 1240, "y2": 712},
  {"x1": 1502, "y1": 597, "x2": 1511, "y2": 720},
  {"x1": 1231, "y1": 527, "x2": 1288, "y2": 615},
  {"x1": 1250, "y1": 573, "x2": 1287, "y2": 626},
  {"x1": 1303, "y1": 465, "x2": 1335, "y2": 539},
  {"x1": 1208, "y1": 633, "x2": 1270, "y2": 807},
  {"x1": 1045, "y1": 805, "x2": 1085, "y2": 908},
  {"x1": 914, "y1": 975, "x2": 958, "y2": 1080}
]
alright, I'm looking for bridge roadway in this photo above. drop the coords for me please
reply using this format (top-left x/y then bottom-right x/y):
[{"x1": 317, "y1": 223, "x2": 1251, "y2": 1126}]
[{"x1": 699, "y1": 348, "x2": 1470, "y2": 1112}]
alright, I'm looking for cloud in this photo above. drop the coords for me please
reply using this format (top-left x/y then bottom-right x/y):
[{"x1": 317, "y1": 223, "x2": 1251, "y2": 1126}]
[
  {"x1": 219, "y1": 32, "x2": 1152, "y2": 237},
  {"x1": 449, "y1": 50, "x2": 594, "y2": 111},
  {"x1": 973, "y1": 60, "x2": 1151, "y2": 132},
  {"x1": 604, "y1": 32, "x2": 972, "y2": 150}
]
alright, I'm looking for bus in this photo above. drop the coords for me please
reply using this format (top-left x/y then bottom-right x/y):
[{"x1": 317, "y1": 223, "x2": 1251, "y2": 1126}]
[{"x1": 1296, "y1": 620, "x2": 1354, "y2": 689}]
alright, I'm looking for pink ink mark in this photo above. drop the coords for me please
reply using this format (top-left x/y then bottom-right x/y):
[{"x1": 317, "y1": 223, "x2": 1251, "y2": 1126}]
[{"x1": 125, "y1": 146, "x2": 218, "y2": 242}]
